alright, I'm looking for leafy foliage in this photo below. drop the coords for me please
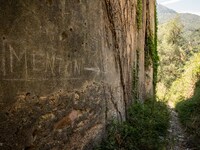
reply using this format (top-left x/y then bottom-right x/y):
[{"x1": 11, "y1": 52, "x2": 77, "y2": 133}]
[
  {"x1": 160, "y1": 52, "x2": 200, "y2": 148},
  {"x1": 136, "y1": 0, "x2": 143, "y2": 29},
  {"x1": 157, "y1": 5, "x2": 200, "y2": 100},
  {"x1": 96, "y1": 100, "x2": 170, "y2": 150},
  {"x1": 157, "y1": 17, "x2": 186, "y2": 89},
  {"x1": 132, "y1": 50, "x2": 140, "y2": 100},
  {"x1": 166, "y1": 52, "x2": 200, "y2": 104},
  {"x1": 176, "y1": 79, "x2": 200, "y2": 148},
  {"x1": 145, "y1": 33, "x2": 159, "y2": 89},
  {"x1": 145, "y1": 4, "x2": 159, "y2": 90},
  {"x1": 157, "y1": 4, "x2": 200, "y2": 149},
  {"x1": 154, "y1": 5, "x2": 159, "y2": 90}
]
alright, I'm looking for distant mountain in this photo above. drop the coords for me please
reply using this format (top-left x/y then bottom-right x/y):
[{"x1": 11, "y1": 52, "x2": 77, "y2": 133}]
[
  {"x1": 157, "y1": 4, "x2": 200, "y2": 32},
  {"x1": 179, "y1": 13, "x2": 200, "y2": 31},
  {"x1": 157, "y1": 4, "x2": 177, "y2": 24},
  {"x1": 157, "y1": 4, "x2": 177, "y2": 15}
]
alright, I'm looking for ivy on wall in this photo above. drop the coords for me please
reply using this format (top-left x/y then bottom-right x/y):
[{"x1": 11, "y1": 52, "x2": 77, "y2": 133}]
[
  {"x1": 132, "y1": 49, "x2": 140, "y2": 101},
  {"x1": 145, "y1": 2, "x2": 159, "y2": 92},
  {"x1": 136, "y1": 0, "x2": 143, "y2": 29}
]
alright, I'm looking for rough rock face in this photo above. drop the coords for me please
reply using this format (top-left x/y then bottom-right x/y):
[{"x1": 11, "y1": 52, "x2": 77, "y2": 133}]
[{"x1": 0, "y1": 0, "x2": 156, "y2": 149}]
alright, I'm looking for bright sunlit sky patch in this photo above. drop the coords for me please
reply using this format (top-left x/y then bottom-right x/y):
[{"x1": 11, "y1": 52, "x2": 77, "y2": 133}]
[{"x1": 157, "y1": 0, "x2": 200, "y2": 16}]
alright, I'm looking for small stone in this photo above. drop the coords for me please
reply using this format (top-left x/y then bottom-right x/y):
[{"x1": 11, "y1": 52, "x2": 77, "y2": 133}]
[
  {"x1": 0, "y1": 143, "x2": 3, "y2": 146},
  {"x1": 179, "y1": 138, "x2": 184, "y2": 142},
  {"x1": 178, "y1": 135, "x2": 184, "y2": 138},
  {"x1": 159, "y1": 136, "x2": 164, "y2": 140},
  {"x1": 168, "y1": 129, "x2": 172, "y2": 132},
  {"x1": 74, "y1": 93, "x2": 80, "y2": 100}
]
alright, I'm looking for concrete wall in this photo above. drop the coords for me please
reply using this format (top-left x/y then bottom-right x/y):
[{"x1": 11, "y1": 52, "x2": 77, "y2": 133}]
[{"x1": 0, "y1": 0, "x2": 155, "y2": 149}]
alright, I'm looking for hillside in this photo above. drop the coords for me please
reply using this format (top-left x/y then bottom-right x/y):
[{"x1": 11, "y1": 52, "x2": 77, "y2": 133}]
[
  {"x1": 157, "y1": 4, "x2": 200, "y2": 149},
  {"x1": 157, "y1": 4, "x2": 200, "y2": 32},
  {"x1": 157, "y1": 4, "x2": 177, "y2": 24}
]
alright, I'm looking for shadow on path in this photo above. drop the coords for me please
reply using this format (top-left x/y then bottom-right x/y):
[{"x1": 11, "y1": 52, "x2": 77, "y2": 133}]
[
  {"x1": 167, "y1": 107, "x2": 191, "y2": 150},
  {"x1": 175, "y1": 79, "x2": 200, "y2": 149}
]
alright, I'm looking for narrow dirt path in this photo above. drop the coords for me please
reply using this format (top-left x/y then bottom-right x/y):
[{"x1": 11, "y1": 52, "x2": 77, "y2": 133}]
[{"x1": 167, "y1": 108, "x2": 191, "y2": 150}]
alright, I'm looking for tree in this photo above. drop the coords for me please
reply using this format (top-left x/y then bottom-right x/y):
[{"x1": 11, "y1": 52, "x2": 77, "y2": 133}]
[{"x1": 157, "y1": 17, "x2": 186, "y2": 89}]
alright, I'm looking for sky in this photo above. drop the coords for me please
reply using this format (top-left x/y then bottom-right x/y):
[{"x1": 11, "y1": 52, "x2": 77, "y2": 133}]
[{"x1": 157, "y1": 0, "x2": 200, "y2": 16}]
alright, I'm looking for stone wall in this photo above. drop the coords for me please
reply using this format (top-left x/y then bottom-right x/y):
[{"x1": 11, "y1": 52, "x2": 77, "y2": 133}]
[{"x1": 0, "y1": 0, "x2": 155, "y2": 149}]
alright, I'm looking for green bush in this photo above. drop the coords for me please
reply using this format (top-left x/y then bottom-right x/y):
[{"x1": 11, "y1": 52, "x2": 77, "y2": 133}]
[
  {"x1": 96, "y1": 100, "x2": 170, "y2": 150},
  {"x1": 176, "y1": 80, "x2": 200, "y2": 148},
  {"x1": 166, "y1": 52, "x2": 200, "y2": 105}
]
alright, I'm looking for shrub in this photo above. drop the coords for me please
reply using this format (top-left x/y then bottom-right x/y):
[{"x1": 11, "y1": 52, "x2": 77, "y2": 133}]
[
  {"x1": 176, "y1": 79, "x2": 200, "y2": 148},
  {"x1": 96, "y1": 100, "x2": 170, "y2": 150}
]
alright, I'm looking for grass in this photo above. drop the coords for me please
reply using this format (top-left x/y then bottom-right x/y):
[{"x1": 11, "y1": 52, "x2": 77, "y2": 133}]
[
  {"x1": 96, "y1": 99, "x2": 170, "y2": 150},
  {"x1": 175, "y1": 79, "x2": 200, "y2": 148},
  {"x1": 165, "y1": 52, "x2": 200, "y2": 105},
  {"x1": 162, "y1": 52, "x2": 200, "y2": 148}
]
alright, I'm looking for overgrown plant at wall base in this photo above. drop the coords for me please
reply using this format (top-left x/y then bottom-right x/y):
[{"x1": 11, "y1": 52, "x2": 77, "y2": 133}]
[
  {"x1": 165, "y1": 52, "x2": 200, "y2": 148},
  {"x1": 176, "y1": 80, "x2": 200, "y2": 148},
  {"x1": 136, "y1": 0, "x2": 143, "y2": 29},
  {"x1": 96, "y1": 100, "x2": 170, "y2": 150}
]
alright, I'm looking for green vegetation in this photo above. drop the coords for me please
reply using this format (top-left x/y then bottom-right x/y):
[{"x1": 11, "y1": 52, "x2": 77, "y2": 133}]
[
  {"x1": 154, "y1": 4, "x2": 158, "y2": 89},
  {"x1": 96, "y1": 3, "x2": 170, "y2": 150},
  {"x1": 157, "y1": 5, "x2": 200, "y2": 98},
  {"x1": 96, "y1": 100, "x2": 170, "y2": 150},
  {"x1": 164, "y1": 53, "x2": 200, "y2": 148},
  {"x1": 132, "y1": 50, "x2": 140, "y2": 100},
  {"x1": 157, "y1": 5, "x2": 200, "y2": 148},
  {"x1": 136, "y1": 0, "x2": 143, "y2": 29},
  {"x1": 144, "y1": 3, "x2": 159, "y2": 91},
  {"x1": 157, "y1": 4, "x2": 200, "y2": 33},
  {"x1": 132, "y1": 67, "x2": 138, "y2": 100},
  {"x1": 176, "y1": 80, "x2": 200, "y2": 148},
  {"x1": 166, "y1": 53, "x2": 200, "y2": 104},
  {"x1": 145, "y1": 33, "x2": 159, "y2": 89},
  {"x1": 157, "y1": 17, "x2": 186, "y2": 92}
]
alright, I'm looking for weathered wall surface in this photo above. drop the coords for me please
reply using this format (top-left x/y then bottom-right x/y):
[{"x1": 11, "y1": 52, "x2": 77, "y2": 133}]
[{"x1": 0, "y1": 0, "x2": 155, "y2": 149}]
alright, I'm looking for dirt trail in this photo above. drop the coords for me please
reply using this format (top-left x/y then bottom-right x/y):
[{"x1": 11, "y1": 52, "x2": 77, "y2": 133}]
[{"x1": 167, "y1": 108, "x2": 191, "y2": 150}]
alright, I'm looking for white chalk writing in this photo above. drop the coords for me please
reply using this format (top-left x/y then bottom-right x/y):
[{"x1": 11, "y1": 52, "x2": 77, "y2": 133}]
[{"x1": 1, "y1": 41, "x2": 100, "y2": 81}]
